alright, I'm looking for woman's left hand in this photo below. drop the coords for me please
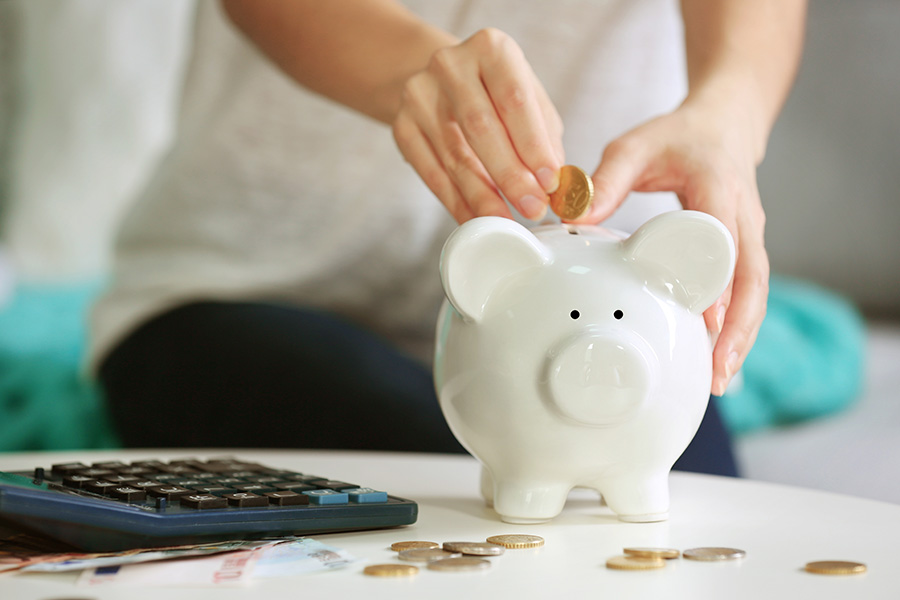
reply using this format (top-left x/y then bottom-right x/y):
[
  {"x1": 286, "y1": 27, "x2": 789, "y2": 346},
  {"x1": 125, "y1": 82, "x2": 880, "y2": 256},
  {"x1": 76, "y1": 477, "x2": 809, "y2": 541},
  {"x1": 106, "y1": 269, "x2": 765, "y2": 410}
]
[{"x1": 572, "y1": 99, "x2": 769, "y2": 397}]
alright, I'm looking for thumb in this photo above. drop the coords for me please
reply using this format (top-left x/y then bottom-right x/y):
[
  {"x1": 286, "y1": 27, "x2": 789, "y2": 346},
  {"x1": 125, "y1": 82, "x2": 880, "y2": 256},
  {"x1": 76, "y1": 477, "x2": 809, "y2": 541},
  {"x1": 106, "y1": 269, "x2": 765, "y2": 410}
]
[{"x1": 579, "y1": 139, "x2": 649, "y2": 224}]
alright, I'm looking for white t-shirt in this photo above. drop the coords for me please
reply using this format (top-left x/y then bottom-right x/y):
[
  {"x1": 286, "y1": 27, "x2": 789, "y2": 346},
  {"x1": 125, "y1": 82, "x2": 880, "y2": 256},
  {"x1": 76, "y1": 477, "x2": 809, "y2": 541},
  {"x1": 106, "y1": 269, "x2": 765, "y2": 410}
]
[{"x1": 89, "y1": 0, "x2": 686, "y2": 369}]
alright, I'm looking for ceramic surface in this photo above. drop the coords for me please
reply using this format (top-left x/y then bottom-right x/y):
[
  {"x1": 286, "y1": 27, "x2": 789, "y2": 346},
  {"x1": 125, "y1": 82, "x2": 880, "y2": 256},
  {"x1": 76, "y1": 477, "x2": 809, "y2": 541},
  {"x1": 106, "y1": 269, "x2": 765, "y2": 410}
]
[{"x1": 434, "y1": 211, "x2": 735, "y2": 523}]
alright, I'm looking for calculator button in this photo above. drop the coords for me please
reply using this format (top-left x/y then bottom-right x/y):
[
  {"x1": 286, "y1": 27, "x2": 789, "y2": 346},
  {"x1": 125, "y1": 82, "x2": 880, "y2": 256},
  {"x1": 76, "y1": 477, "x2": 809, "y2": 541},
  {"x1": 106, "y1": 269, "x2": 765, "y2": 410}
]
[
  {"x1": 51, "y1": 462, "x2": 88, "y2": 476},
  {"x1": 156, "y1": 465, "x2": 200, "y2": 475},
  {"x1": 246, "y1": 476, "x2": 283, "y2": 484},
  {"x1": 146, "y1": 486, "x2": 194, "y2": 500},
  {"x1": 115, "y1": 466, "x2": 158, "y2": 477},
  {"x1": 105, "y1": 475, "x2": 141, "y2": 484},
  {"x1": 171, "y1": 479, "x2": 205, "y2": 487},
  {"x1": 92, "y1": 461, "x2": 128, "y2": 470},
  {"x1": 109, "y1": 487, "x2": 147, "y2": 502},
  {"x1": 210, "y1": 477, "x2": 245, "y2": 485},
  {"x1": 62, "y1": 474, "x2": 96, "y2": 488},
  {"x1": 303, "y1": 490, "x2": 349, "y2": 505},
  {"x1": 309, "y1": 480, "x2": 357, "y2": 491},
  {"x1": 264, "y1": 491, "x2": 310, "y2": 506},
  {"x1": 77, "y1": 468, "x2": 117, "y2": 479},
  {"x1": 224, "y1": 493, "x2": 269, "y2": 507},
  {"x1": 275, "y1": 482, "x2": 317, "y2": 492},
  {"x1": 286, "y1": 474, "x2": 323, "y2": 483},
  {"x1": 180, "y1": 494, "x2": 228, "y2": 509},
  {"x1": 226, "y1": 471, "x2": 259, "y2": 479},
  {"x1": 234, "y1": 484, "x2": 276, "y2": 494},
  {"x1": 130, "y1": 460, "x2": 167, "y2": 469},
  {"x1": 347, "y1": 488, "x2": 389, "y2": 504},
  {"x1": 130, "y1": 480, "x2": 165, "y2": 490},
  {"x1": 84, "y1": 481, "x2": 121, "y2": 495},
  {"x1": 191, "y1": 486, "x2": 237, "y2": 496}
]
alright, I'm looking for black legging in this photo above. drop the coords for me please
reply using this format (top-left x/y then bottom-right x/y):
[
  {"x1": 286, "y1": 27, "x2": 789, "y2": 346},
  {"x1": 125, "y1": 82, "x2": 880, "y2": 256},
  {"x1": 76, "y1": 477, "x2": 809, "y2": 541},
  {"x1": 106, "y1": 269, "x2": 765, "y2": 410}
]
[{"x1": 98, "y1": 301, "x2": 738, "y2": 476}]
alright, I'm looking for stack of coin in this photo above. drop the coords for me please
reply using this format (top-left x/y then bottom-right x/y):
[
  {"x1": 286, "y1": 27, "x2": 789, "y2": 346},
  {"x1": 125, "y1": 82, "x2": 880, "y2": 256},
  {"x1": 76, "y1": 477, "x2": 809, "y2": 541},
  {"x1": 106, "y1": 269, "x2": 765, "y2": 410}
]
[
  {"x1": 364, "y1": 534, "x2": 545, "y2": 576},
  {"x1": 606, "y1": 546, "x2": 744, "y2": 572},
  {"x1": 606, "y1": 547, "x2": 681, "y2": 571}
]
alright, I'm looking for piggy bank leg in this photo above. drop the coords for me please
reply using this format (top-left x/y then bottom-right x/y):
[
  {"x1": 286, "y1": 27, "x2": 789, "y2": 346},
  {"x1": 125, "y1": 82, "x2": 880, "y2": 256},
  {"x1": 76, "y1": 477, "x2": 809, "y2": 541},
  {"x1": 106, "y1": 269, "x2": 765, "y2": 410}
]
[
  {"x1": 595, "y1": 472, "x2": 670, "y2": 523},
  {"x1": 492, "y1": 480, "x2": 570, "y2": 524}
]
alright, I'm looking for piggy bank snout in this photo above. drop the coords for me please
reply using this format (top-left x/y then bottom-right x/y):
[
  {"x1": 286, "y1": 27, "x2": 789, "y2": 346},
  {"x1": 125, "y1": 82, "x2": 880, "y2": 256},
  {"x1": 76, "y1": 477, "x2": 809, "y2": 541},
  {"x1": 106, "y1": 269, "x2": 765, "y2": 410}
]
[{"x1": 543, "y1": 331, "x2": 653, "y2": 427}]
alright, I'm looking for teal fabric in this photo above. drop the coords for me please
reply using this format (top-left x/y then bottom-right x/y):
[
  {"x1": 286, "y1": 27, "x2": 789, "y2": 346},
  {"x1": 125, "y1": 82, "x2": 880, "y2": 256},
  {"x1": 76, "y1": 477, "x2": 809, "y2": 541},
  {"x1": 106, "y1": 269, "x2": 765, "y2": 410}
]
[
  {"x1": 717, "y1": 275, "x2": 867, "y2": 434},
  {"x1": 0, "y1": 274, "x2": 868, "y2": 451},
  {"x1": 0, "y1": 281, "x2": 120, "y2": 451}
]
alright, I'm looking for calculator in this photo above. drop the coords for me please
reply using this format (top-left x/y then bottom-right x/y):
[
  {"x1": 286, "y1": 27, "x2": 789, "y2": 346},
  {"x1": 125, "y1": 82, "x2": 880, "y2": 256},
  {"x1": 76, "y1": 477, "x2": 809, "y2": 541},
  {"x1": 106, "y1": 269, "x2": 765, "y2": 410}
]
[{"x1": 0, "y1": 456, "x2": 417, "y2": 552}]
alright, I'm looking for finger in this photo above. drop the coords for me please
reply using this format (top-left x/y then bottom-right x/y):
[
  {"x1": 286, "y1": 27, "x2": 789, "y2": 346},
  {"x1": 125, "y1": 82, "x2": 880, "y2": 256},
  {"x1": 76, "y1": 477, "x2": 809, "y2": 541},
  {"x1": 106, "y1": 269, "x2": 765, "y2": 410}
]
[
  {"x1": 404, "y1": 75, "x2": 512, "y2": 218},
  {"x1": 392, "y1": 113, "x2": 477, "y2": 223},
  {"x1": 579, "y1": 136, "x2": 651, "y2": 224},
  {"x1": 431, "y1": 36, "x2": 551, "y2": 220},
  {"x1": 711, "y1": 237, "x2": 769, "y2": 396},
  {"x1": 478, "y1": 33, "x2": 563, "y2": 192},
  {"x1": 532, "y1": 78, "x2": 565, "y2": 166},
  {"x1": 703, "y1": 290, "x2": 732, "y2": 346}
]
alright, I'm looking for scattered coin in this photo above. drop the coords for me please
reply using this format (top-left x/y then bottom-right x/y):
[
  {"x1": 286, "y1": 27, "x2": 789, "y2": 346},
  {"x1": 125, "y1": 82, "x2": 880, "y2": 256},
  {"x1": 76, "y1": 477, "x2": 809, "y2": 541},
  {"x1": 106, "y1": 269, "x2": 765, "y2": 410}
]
[
  {"x1": 624, "y1": 547, "x2": 681, "y2": 560},
  {"x1": 427, "y1": 557, "x2": 492, "y2": 572},
  {"x1": 390, "y1": 540, "x2": 439, "y2": 552},
  {"x1": 548, "y1": 165, "x2": 594, "y2": 221},
  {"x1": 606, "y1": 555, "x2": 666, "y2": 571},
  {"x1": 363, "y1": 563, "x2": 419, "y2": 577},
  {"x1": 683, "y1": 547, "x2": 746, "y2": 562},
  {"x1": 486, "y1": 534, "x2": 545, "y2": 549},
  {"x1": 442, "y1": 541, "x2": 505, "y2": 556},
  {"x1": 804, "y1": 560, "x2": 867, "y2": 575},
  {"x1": 397, "y1": 548, "x2": 461, "y2": 563}
]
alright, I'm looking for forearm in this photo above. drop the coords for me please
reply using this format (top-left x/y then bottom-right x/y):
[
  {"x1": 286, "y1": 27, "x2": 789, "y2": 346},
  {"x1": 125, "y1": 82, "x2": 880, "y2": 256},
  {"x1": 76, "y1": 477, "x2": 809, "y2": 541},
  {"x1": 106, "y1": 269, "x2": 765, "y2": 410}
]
[
  {"x1": 680, "y1": 0, "x2": 807, "y2": 163},
  {"x1": 220, "y1": 0, "x2": 457, "y2": 124}
]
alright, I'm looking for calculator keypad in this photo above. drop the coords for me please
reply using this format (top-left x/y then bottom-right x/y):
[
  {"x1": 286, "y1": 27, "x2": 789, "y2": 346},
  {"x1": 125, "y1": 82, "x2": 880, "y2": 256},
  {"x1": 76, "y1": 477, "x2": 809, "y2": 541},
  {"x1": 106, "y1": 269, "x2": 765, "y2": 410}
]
[{"x1": 45, "y1": 458, "x2": 388, "y2": 511}]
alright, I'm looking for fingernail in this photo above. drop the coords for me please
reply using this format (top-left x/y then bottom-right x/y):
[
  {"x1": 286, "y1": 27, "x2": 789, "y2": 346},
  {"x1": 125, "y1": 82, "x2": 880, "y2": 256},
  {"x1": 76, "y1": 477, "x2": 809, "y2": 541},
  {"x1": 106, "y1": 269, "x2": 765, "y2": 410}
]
[
  {"x1": 716, "y1": 304, "x2": 726, "y2": 332},
  {"x1": 520, "y1": 194, "x2": 547, "y2": 220},
  {"x1": 536, "y1": 168, "x2": 559, "y2": 193}
]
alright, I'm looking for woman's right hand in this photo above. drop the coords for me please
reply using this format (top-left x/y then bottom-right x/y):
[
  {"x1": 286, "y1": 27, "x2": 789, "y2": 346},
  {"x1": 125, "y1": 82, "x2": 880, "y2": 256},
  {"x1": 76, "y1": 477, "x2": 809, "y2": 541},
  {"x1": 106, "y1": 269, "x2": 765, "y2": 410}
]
[{"x1": 392, "y1": 28, "x2": 564, "y2": 223}]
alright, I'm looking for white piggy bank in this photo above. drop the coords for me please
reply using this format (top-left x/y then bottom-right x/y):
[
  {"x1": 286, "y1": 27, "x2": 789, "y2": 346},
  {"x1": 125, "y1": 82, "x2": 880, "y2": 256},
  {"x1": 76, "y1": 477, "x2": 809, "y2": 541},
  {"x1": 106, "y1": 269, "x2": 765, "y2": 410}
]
[{"x1": 434, "y1": 210, "x2": 735, "y2": 524}]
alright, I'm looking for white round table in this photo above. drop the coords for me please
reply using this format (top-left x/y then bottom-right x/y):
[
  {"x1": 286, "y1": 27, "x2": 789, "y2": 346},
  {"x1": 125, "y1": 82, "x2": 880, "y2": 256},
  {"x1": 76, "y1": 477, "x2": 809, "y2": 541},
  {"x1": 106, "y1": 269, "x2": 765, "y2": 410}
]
[{"x1": 2, "y1": 449, "x2": 898, "y2": 599}]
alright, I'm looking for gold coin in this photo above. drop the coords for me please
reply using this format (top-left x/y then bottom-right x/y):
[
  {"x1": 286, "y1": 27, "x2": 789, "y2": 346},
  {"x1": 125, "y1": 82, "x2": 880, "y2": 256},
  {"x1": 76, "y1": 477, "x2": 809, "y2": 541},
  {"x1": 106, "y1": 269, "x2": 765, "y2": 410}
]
[
  {"x1": 390, "y1": 540, "x2": 439, "y2": 552},
  {"x1": 362, "y1": 563, "x2": 419, "y2": 577},
  {"x1": 427, "y1": 557, "x2": 492, "y2": 572},
  {"x1": 397, "y1": 548, "x2": 461, "y2": 563},
  {"x1": 606, "y1": 555, "x2": 666, "y2": 571},
  {"x1": 683, "y1": 547, "x2": 746, "y2": 562},
  {"x1": 804, "y1": 560, "x2": 867, "y2": 575},
  {"x1": 486, "y1": 534, "x2": 545, "y2": 549},
  {"x1": 624, "y1": 547, "x2": 681, "y2": 560},
  {"x1": 548, "y1": 165, "x2": 594, "y2": 221}
]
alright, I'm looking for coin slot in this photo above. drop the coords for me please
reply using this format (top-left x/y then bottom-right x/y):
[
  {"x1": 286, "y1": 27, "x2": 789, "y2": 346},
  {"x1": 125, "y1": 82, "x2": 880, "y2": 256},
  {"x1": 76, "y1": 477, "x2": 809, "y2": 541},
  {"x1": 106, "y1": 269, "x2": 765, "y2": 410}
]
[{"x1": 566, "y1": 226, "x2": 579, "y2": 235}]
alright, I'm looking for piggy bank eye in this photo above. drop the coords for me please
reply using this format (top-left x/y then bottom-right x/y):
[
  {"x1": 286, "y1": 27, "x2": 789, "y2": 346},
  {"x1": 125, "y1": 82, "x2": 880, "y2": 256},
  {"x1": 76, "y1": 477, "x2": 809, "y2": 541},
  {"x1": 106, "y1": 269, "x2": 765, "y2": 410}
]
[
  {"x1": 570, "y1": 310, "x2": 580, "y2": 320},
  {"x1": 613, "y1": 309, "x2": 624, "y2": 320}
]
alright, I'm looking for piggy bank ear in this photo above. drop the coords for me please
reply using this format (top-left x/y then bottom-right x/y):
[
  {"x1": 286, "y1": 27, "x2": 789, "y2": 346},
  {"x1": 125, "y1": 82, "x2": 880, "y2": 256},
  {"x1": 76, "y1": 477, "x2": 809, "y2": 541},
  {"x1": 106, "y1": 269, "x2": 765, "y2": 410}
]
[
  {"x1": 440, "y1": 216, "x2": 551, "y2": 323},
  {"x1": 624, "y1": 210, "x2": 736, "y2": 314}
]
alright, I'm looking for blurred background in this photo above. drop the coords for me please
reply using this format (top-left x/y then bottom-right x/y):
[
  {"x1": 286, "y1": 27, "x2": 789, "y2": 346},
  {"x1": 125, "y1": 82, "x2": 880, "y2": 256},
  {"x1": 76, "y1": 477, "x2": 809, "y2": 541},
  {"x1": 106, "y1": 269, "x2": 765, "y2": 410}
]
[{"x1": 1, "y1": 1, "x2": 898, "y2": 502}]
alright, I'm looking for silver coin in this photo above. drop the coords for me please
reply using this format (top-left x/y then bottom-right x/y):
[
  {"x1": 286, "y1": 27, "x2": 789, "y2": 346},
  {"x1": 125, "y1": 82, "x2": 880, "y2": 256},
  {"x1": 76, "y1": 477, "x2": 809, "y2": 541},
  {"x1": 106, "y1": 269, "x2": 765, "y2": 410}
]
[
  {"x1": 427, "y1": 557, "x2": 492, "y2": 572},
  {"x1": 397, "y1": 548, "x2": 462, "y2": 562},
  {"x1": 442, "y1": 541, "x2": 505, "y2": 556},
  {"x1": 683, "y1": 547, "x2": 746, "y2": 561}
]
